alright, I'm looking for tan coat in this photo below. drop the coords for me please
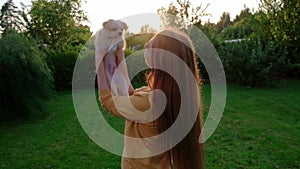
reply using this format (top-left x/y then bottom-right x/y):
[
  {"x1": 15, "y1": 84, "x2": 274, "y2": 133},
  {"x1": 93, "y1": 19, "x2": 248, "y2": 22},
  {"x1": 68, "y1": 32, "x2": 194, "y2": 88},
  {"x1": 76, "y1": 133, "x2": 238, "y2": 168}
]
[{"x1": 99, "y1": 87, "x2": 172, "y2": 169}]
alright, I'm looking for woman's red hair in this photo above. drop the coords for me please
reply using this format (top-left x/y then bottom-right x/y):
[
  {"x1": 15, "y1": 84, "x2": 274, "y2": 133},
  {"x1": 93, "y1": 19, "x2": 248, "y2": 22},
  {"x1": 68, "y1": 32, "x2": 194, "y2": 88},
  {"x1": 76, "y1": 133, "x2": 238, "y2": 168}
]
[{"x1": 146, "y1": 28, "x2": 204, "y2": 169}]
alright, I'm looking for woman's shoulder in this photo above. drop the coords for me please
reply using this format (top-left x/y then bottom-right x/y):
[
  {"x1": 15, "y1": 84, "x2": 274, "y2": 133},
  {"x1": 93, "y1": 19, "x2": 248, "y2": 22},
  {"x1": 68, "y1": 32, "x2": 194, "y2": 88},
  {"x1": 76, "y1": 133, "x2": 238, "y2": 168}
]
[
  {"x1": 134, "y1": 86, "x2": 151, "y2": 93},
  {"x1": 129, "y1": 86, "x2": 152, "y2": 112}
]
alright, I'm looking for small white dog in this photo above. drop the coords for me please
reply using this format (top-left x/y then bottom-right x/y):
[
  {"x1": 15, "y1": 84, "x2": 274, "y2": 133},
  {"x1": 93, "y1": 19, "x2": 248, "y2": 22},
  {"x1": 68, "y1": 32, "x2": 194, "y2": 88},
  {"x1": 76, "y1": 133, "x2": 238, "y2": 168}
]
[{"x1": 95, "y1": 19, "x2": 133, "y2": 96}]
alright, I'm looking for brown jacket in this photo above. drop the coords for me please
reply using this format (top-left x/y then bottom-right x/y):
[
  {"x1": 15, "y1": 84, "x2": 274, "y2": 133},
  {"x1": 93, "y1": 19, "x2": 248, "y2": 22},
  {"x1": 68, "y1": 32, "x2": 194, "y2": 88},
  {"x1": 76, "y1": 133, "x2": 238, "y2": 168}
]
[{"x1": 99, "y1": 87, "x2": 172, "y2": 169}]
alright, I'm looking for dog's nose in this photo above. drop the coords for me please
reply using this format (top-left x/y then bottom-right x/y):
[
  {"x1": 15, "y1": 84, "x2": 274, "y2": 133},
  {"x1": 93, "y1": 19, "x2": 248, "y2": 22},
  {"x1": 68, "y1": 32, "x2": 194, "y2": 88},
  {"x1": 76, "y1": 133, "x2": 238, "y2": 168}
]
[{"x1": 119, "y1": 31, "x2": 123, "y2": 36}]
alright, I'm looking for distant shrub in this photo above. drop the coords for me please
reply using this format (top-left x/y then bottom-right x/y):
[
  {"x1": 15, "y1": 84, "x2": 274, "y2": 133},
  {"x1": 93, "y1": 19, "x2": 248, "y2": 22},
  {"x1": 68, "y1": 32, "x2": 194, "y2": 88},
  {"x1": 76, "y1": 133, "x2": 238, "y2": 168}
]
[
  {"x1": 73, "y1": 40, "x2": 97, "y2": 90},
  {"x1": 0, "y1": 33, "x2": 53, "y2": 119},
  {"x1": 124, "y1": 48, "x2": 133, "y2": 57},
  {"x1": 125, "y1": 34, "x2": 152, "y2": 87},
  {"x1": 219, "y1": 37, "x2": 290, "y2": 87},
  {"x1": 125, "y1": 50, "x2": 149, "y2": 88},
  {"x1": 46, "y1": 50, "x2": 78, "y2": 90},
  {"x1": 126, "y1": 33, "x2": 155, "y2": 50}
]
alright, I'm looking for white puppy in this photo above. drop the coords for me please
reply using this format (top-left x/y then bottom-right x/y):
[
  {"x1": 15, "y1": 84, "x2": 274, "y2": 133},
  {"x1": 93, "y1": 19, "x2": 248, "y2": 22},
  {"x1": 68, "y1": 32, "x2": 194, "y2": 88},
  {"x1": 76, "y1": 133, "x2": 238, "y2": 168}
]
[
  {"x1": 95, "y1": 19, "x2": 133, "y2": 96},
  {"x1": 95, "y1": 19, "x2": 128, "y2": 68}
]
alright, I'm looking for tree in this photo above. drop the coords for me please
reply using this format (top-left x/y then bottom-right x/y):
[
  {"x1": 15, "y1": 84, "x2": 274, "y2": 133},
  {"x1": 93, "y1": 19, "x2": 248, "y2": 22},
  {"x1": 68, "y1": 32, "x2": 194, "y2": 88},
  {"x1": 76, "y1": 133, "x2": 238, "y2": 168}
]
[
  {"x1": 233, "y1": 6, "x2": 252, "y2": 24},
  {"x1": 198, "y1": 21, "x2": 218, "y2": 44},
  {"x1": 215, "y1": 12, "x2": 231, "y2": 32},
  {"x1": 220, "y1": 8, "x2": 255, "y2": 41},
  {"x1": 22, "y1": 0, "x2": 91, "y2": 51},
  {"x1": 157, "y1": 0, "x2": 209, "y2": 29},
  {"x1": 0, "y1": 0, "x2": 24, "y2": 36},
  {"x1": 216, "y1": 5, "x2": 292, "y2": 86},
  {"x1": 140, "y1": 24, "x2": 157, "y2": 33},
  {"x1": 0, "y1": 32, "x2": 53, "y2": 119},
  {"x1": 259, "y1": 0, "x2": 300, "y2": 75},
  {"x1": 20, "y1": 0, "x2": 92, "y2": 90}
]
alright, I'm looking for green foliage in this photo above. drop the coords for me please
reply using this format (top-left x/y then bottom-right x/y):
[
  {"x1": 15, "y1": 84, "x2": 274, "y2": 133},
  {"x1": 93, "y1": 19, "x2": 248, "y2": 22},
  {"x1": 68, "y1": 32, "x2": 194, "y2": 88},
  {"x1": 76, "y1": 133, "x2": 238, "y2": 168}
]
[
  {"x1": 232, "y1": 7, "x2": 253, "y2": 24},
  {"x1": 22, "y1": 0, "x2": 91, "y2": 51},
  {"x1": 217, "y1": 8, "x2": 256, "y2": 42},
  {"x1": 0, "y1": 32, "x2": 53, "y2": 119},
  {"x1": 198, "y1": 22, "x2": 219, "y2": 46},
  {"x1": 196, "y1": 4, "x2": 297, "y2": 86},
  {"x1": 259, "y1": 0, "x2": 300, "y2": 74},
  {"x1": 219, "y1": 36, "x2": 290, "y2": 87},
  {"x1": 127, "y1": 50, "x2": 149, "y2": 88},
  {"x1": 65, "y1": 24, "x2": 92, "y2": 52},
  {"x1": 75, "y1": 36, "x2": 97, "y2": 89},
  {"x1": 157, "y1": 0, "x2": 209, "y2": 29},
  {"x1": 124, "y1": 33, "x2": 155, "y2": 87},
  {"x1": 126, "y1": 33, "x2": 155, "y2": 50},
  {"x1": 215, "y1": 12, "x2": 232, "y2": 32},
  {"x1": 219, "y1": 20, "x2": 252, "y2": 41},
  {"x1": 19, "y1": 0, "x2": 92, "y2": 90},
  {"x1": 124, "y1": 48, "x2": 133, "y2": 57},
  {"x1": 46, "y1": 50, "x2": 78, "y2": 90},
  {"x1": 0, "y1": 0, "x2": 24, "y2": 36}
]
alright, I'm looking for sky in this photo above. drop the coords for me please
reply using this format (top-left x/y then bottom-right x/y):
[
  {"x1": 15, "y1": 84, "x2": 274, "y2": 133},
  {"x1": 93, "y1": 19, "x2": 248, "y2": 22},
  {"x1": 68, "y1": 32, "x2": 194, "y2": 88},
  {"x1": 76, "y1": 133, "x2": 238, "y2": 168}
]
[{"x1": 2, "y1": 0, "x2": 260, "y2": 34}]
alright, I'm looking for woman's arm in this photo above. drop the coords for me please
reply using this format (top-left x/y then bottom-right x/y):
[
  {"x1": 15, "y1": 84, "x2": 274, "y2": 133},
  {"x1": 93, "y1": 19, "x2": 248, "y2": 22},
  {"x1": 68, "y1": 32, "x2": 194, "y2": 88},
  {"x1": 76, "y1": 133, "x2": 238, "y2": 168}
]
[
  {"x1": 99, "y1": 88, "x2": 151, "y2": 120},
  {"x1": 97, "y1": 61, "x2": 109, "y2": 91},
  {"x1": 116, "y1": 48, "x2": 134, "y2": 95},
  {"x1": 97, "y1": 53, "x2": 152, "y2": 121}
]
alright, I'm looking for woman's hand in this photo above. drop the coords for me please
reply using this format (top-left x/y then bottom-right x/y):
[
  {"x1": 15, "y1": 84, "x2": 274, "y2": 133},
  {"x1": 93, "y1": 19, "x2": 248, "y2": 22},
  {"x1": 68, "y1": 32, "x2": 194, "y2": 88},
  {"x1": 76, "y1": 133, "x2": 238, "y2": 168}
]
[{"x1": 98, "y1": 50, "x2": 134, "y2": 95}]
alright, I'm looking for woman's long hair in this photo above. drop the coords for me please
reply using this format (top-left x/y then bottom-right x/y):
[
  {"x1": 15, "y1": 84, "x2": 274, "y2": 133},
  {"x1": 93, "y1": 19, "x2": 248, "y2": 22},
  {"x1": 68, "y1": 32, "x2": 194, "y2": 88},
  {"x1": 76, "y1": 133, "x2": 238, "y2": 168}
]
[{"x1": 146, "y1": 28, "x2": 204, "y2": 169}]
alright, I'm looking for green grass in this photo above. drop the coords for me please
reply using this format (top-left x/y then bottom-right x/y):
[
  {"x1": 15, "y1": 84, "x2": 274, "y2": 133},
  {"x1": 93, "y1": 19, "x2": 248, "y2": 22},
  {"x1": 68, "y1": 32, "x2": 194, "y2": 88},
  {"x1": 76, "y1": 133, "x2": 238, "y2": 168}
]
[
  {"x1": 1, "y1": 80, "x2": 299, "y2": 168},
  {"x1": 204, "y1": 80, "x2": 300, "y2": 168}
]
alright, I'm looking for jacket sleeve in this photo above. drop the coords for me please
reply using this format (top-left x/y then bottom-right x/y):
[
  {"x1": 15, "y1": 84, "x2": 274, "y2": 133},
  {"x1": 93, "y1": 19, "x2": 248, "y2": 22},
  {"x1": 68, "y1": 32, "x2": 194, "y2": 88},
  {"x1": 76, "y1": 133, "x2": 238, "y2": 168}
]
[{"x1": 98, "y1": 87, "x2": 151, "y2": 120}]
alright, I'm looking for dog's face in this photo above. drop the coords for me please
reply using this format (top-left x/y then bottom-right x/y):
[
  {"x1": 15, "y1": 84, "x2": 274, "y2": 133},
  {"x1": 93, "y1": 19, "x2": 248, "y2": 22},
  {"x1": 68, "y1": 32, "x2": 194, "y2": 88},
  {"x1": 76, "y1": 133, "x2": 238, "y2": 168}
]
[{"x1": 102, "y1": 19, "x2": 128, "y2": 38}]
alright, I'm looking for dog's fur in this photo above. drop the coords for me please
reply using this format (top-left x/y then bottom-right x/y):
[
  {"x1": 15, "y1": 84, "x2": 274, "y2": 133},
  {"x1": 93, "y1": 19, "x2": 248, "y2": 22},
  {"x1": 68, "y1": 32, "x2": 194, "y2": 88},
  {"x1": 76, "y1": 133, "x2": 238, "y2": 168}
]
[
  {"x1": 95, "y1": 19, "x2": 132, "y2": 95},
  {"x1": 95, "y1": 19, "x2": 128, "y2": 68}
]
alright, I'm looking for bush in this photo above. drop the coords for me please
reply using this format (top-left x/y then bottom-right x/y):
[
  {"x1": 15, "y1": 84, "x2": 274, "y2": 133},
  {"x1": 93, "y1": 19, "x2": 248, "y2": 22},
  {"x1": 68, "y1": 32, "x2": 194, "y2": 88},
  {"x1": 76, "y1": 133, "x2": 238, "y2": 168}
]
[
  {"x1": 126, "y1": 33, "x2": 155, "y2": 50},
  {"x1": 125, "y1": 50, "x2": 149, "y2": 88},
  {"x1": 46, "y1": 50, "x2": 78, "y2": 90},
  {"x1": 0, "y1": 33, "x2": 53, "y2": 120},
  {"x1": 219, "y1": 37, "x2": 290, "y2": 87}
]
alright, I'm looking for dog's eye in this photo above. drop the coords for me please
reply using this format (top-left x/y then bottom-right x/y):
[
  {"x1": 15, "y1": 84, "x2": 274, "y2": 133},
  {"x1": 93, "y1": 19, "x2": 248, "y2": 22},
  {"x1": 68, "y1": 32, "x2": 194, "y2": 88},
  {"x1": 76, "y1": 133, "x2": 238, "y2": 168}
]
[{"x1": 111, "y1": 28, "x2": 117, "y2": 31}]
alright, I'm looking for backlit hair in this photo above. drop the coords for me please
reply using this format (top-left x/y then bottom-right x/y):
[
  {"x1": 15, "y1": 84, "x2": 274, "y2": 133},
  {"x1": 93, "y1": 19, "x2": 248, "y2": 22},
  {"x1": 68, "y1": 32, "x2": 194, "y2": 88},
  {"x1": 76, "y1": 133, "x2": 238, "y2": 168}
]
[{"x1": 145, "y1": 28, "x2": 204, "y2": 169}]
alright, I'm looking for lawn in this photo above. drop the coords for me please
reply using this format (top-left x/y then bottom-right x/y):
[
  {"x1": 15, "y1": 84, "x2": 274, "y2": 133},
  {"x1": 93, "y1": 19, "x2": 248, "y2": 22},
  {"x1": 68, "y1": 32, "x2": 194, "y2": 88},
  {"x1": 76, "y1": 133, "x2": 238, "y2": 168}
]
[{"x1": 0, "y1": 80, "x2": 299, "y2": 168}]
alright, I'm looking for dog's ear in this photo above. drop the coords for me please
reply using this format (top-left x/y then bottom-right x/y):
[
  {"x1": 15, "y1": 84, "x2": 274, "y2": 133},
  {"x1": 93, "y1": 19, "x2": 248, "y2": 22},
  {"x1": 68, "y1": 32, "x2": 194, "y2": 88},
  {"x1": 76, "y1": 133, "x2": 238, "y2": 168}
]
[
  {"x1": 103, "y1": 19, "x2": 114, "y2": 28},
  {"x1": 122, "y1": 22, "x2": 128, "y2": 30}
]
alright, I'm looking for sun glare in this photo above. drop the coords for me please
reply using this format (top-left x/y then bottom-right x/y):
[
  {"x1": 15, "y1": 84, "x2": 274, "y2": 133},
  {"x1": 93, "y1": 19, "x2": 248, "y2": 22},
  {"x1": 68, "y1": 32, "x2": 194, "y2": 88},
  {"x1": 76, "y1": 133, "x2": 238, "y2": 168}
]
[{"x1": 1, "y1": 0, "x2": 259, "y2": 34}]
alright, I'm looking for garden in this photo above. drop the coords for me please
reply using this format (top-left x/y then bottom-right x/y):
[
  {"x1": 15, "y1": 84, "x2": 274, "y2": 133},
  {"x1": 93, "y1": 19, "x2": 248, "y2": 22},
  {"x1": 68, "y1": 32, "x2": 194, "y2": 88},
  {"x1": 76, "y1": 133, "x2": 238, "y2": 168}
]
[{"x1": 0, "y1": 0, "x2": 299, "y2": 168}]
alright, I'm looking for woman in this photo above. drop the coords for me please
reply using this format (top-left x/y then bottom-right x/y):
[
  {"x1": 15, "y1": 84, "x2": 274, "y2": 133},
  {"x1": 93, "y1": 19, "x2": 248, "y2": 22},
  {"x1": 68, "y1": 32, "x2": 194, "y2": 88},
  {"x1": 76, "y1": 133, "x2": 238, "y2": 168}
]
[{"x1": 98, "y1": 28, "x2": 204, "y2": 169}]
